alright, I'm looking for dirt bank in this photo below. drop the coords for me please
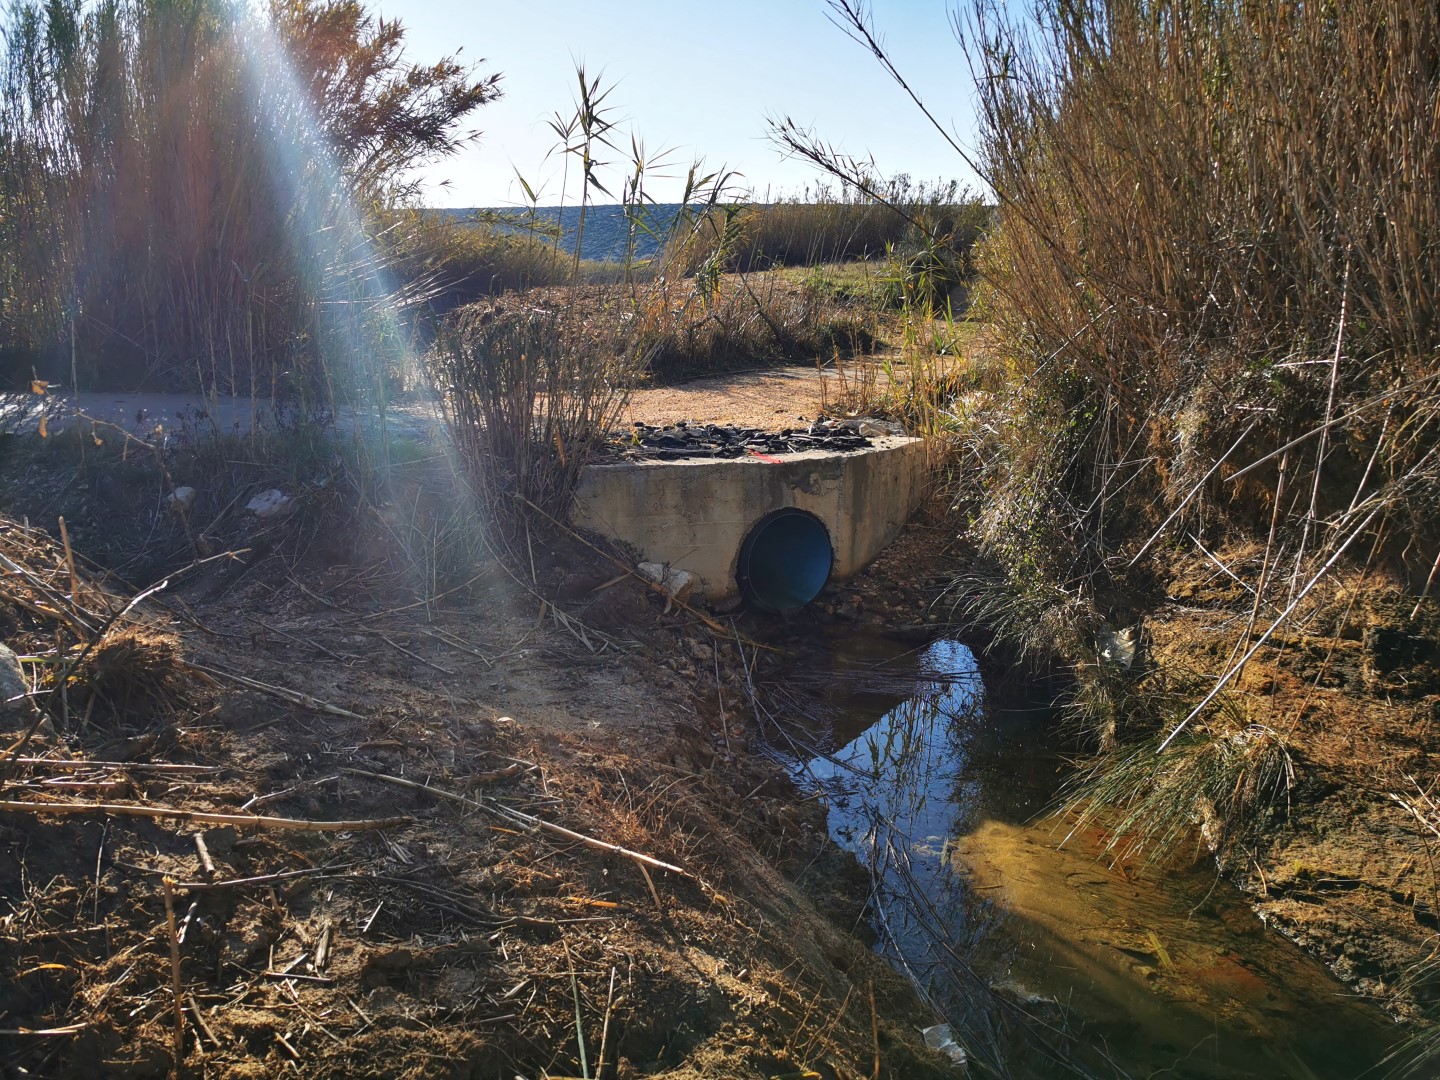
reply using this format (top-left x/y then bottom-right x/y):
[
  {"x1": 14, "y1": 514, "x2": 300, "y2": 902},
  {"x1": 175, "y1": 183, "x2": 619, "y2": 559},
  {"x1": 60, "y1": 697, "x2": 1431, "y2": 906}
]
[
  {"x1": 0, "y1": 442, "x2": 958, "y2": 1078},
  {"x1": 1136, "y1": 549, "x2": 1440, "y2": 1025}
]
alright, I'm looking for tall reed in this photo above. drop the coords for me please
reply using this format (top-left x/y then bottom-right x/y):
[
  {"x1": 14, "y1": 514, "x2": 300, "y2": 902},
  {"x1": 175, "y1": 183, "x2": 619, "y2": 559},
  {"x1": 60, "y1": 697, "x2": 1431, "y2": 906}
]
[
  {"x1": 960, "y1": 0, "x2": 1440, "y2": 587},
  {"x1": 0, "y1": 0, "x2": 494, "y2": 397}
]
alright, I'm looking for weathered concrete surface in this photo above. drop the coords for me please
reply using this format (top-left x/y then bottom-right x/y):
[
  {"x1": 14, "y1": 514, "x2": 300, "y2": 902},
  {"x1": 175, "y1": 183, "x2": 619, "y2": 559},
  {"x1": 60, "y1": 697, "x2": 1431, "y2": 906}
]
[{"x1": 572, "y1": 436, "x2": 928, "y2": 601}]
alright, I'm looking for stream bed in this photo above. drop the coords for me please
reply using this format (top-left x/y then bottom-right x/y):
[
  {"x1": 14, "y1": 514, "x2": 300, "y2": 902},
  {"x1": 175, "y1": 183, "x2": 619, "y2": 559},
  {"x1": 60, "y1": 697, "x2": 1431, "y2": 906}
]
[{"x1": 771, "y1": 634, "x2": 1400, "y2": 1078}]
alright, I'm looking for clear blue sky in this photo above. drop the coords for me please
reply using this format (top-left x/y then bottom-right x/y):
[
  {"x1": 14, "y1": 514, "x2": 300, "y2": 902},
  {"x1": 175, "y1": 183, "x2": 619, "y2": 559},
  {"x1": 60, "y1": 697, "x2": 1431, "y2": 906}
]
[{"x1": 382, "y1": 0, "x2": 984, "y2": 207}]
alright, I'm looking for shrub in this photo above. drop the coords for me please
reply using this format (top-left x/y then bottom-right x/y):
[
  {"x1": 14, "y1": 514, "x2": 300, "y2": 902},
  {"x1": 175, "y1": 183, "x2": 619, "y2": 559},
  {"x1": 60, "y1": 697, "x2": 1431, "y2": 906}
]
[{"x1": 430, "y1": 302, "x2": 638, "y2": 528}]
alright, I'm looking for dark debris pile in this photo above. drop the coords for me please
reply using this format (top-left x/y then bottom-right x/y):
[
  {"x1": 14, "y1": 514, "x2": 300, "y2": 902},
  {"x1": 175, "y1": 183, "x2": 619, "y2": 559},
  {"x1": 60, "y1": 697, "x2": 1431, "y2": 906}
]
[{"x1": 602, "y1": 417, "x2": 902, "y2": 462}]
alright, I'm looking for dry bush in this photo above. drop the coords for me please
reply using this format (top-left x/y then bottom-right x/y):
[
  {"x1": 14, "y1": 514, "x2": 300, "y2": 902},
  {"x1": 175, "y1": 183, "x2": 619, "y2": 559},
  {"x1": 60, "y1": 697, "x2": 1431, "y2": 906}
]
[
  {"x1": 0, "y1": 515, "x2": 191, "y2": 735},
  {"x1": 731, "y1": 179, "x2": 984, "y2": 271},
  {"x1": 431, "y1": 301, "x2": 639, "y2": 527},
  {"x1": 963, "y1": 0, "x2": 1440, "y2": 597},
  {"x1": 633, "y1": 270, "x2": 876, "y2": 381},
  {"x1": 381, "y1": 209, "x2": 628, "y2": 318}
]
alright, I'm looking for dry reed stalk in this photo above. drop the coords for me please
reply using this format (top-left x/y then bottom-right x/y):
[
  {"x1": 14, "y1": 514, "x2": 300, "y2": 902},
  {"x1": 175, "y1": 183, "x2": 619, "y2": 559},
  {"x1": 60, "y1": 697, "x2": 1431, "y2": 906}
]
[
  {"x1": 185, "y1": 662, "x2": 364, "y2": 719},
  {"x1": 594, "y1": 965, "x2": 617, "y2": 1079},
  {"x1": 163, "y1": 876, "x2": 184, "y2": 1065},
  {"x1": 0, "y1": 800, "x2": 411, "y2": 831},
  {"x1": 338, "y1": 767, "x2": 695, "y2": 880}
]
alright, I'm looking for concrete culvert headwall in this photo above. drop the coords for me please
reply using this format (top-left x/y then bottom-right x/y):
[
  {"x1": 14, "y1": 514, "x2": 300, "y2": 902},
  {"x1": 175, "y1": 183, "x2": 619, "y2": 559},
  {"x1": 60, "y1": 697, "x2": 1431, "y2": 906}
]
[
  {"x1": 737, "y1": 508, "x2": 833, "y2": 612},
  {"x1": 571, "y1": 435, "x2": 927, "y2": 608}
]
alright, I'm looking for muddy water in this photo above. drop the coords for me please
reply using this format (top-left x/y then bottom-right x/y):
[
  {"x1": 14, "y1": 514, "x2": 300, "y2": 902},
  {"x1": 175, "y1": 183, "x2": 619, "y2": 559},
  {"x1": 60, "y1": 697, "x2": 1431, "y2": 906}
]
[{"x1": 775, "y1": 636, "x2": 1398, "y2": 1078}]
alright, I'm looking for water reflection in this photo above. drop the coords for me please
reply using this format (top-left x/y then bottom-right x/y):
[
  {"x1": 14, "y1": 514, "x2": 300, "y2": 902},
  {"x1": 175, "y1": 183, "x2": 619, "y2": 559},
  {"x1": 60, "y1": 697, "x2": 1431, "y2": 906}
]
[{"x1": 774, "y1": 636, "x2": 1398, "y2": 1079}]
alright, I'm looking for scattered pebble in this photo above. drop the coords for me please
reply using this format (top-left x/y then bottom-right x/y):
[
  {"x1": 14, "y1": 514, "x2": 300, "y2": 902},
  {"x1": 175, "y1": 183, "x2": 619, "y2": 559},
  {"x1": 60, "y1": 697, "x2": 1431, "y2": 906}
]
[{"x1": 245, "y1": 488, "x2": 294, "y2": 519}]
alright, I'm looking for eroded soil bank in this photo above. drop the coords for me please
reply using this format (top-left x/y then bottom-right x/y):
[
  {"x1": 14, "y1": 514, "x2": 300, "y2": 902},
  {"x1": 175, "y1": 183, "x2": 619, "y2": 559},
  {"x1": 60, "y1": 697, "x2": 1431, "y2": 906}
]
[
  {"x1": 0, "y1": 435, "x2": 962, "y2": 1079},
  {"x1": 1142, "y1": 549, "x2": 1440, "y2": 1027}
]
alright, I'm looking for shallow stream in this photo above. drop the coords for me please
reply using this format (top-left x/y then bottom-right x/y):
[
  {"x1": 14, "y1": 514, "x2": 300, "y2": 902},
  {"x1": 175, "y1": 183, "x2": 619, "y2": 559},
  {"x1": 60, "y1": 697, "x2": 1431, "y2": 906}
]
[{"x1": 771, "y1": 634, "x2": 1399, "y2": 1078}]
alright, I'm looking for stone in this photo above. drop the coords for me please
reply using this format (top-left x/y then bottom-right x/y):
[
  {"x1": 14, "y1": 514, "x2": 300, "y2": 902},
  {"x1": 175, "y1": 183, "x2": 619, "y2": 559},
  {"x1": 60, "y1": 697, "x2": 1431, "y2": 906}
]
[
  {"x1": 637, "y1": 562, "x2": 698, "y2": 611},
  {"x1": 0, "y1": 642, "x2": 53, "y2": 739},
  {"x1": 0, "y1": 643, "x2": 29, "y2": 717},
  {"x1": 245, "y1": 488, "x2": 294, "y2": 519},
  {"x1": 857, "y1": 418, "x2": 904, "y2": 437},
  {"x1": 167, "y1": 486, "x2": 197, "y2": 512}
]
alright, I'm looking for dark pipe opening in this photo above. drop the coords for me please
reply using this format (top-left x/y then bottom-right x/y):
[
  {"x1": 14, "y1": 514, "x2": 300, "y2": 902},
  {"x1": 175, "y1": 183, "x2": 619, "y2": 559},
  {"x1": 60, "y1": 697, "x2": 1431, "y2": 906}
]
[{"x1": 737, "y1": 508, "x2": 833, "y2": 612}]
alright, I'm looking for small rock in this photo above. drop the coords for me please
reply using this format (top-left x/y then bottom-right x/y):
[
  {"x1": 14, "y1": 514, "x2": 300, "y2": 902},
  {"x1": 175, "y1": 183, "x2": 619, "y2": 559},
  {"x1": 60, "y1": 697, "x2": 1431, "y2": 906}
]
[
  {"x1": 921, "y1": 1023, "x2": 968, "y2": 1067},
  {"x1": 0, "y1": 643, "x2": 54, "y2": 739},
  {"x1": 637, "y1": 562, "x2": 698, "y2": 611},
  {"x1": 245, "y1": 488, "x2": 294, "y2": 519},
  {"x1": 167, "y1": 486, "x2": 197, "y2": 512},
  {"x1": 857, "y1": 418, "x2": 904, "y2": 437},
  {"x1": 687, "y1": 638, "x2": 714, "y2": 663},
  {"x1": 0, "y1": 643, "x2": 31, "y2": 718}
]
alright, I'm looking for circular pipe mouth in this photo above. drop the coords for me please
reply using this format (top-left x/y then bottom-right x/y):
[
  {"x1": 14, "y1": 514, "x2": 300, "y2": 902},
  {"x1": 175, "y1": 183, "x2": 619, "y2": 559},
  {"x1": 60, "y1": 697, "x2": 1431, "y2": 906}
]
[{"x1": 737, "y1": 508, "x2": 833, "y2": 612}]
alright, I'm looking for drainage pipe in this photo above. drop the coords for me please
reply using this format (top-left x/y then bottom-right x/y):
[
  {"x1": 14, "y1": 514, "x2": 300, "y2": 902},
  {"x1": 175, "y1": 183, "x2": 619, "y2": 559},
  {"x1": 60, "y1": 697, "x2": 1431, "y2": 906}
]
[{"x1": 736, "y1": 508, "x2": 833, "y2": 612}]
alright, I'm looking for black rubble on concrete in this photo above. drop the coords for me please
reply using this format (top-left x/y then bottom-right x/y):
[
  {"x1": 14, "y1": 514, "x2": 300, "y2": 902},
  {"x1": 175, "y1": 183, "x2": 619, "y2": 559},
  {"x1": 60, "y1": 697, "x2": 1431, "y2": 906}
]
[{"x1": 600, "y1": 418, "x2": 878, "y2": 462}]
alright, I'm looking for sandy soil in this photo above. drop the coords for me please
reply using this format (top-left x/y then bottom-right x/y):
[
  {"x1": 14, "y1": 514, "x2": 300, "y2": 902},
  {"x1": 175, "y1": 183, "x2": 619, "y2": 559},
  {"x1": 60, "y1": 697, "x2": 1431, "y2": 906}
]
[
  {"x1": 1, "y1": 361, "x2": 897, "y2": 444},
  {"x1": 622, "y1": 365, "x2": 874, "y2": 430}
]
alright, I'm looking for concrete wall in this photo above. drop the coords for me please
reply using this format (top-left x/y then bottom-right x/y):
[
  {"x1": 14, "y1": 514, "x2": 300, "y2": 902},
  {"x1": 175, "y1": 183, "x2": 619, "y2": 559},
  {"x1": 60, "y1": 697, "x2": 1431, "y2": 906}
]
[{"x1": 571, "y1": 436, "x2": 928, "y2": 600}]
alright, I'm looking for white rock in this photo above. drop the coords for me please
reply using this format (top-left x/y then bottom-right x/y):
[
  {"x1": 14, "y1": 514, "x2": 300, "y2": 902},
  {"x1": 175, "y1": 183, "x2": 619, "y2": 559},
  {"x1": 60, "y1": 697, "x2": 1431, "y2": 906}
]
[
  {"x1": 1, "y1": 642, "x2": 54, "y2": 739},
  {"x1": 167, "y1": 486, "x2": 197, "y2": 512},
  {"x1": 921, "y1": 1023, "x2": 968, "y2": 1067},
  {"x1": 0, "y1": 643, "x2": 29, "y2": 717},
  {"x1": 245, "y1": 489, "x2": 294, "y2": 519},
  {"x1": 637, "y1": 561, "x2": 698, "y2": 611}
]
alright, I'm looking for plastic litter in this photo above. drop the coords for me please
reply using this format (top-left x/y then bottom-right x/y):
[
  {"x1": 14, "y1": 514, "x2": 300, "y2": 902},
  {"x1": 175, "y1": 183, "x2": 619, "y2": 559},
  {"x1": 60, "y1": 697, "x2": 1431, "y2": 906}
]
[
  {"x1": 636, "y1": 562, "x2": 698, "y2": 613},
  {"x1": 921, "y1": 1023, "x2": 968, "y2": 1068}
]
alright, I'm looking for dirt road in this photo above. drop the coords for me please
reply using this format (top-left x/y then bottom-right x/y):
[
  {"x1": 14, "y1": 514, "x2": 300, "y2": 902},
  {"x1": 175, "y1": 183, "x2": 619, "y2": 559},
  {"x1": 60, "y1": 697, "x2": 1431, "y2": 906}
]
[{"x1": 0, "y1": 363, "x2": 880, "y2": 447}]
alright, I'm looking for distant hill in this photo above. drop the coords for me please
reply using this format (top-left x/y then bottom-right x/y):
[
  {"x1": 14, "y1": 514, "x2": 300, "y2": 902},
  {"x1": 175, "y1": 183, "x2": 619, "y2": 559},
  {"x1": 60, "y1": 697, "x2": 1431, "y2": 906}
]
[{"x1": 433, "y1": 204, "x2": 687, "y2": 263}]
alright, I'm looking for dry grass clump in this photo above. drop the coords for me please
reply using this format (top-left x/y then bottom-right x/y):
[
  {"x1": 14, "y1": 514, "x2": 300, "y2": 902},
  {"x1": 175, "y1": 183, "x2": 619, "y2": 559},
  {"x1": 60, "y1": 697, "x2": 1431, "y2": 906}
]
[
  {"x1": 381, "y1": 209, "x2": 628, "y2": 315},
  {"x1": 633, "y1": 270, "x2": 877, "y2": 381},
  {"x1": 432, "y1": 300, "x2": 639, "y2": 526},
  {"x1": 1062, "y1": 688, "x2": 1296, "y2": 867},
  {"x1": 727, "y1": 179, "x2": 986, "y2": 273},
  {"x1": 79, "y1": 628, "x2": 188, "y2": 727},
  {"x1": 0, "y1": 514, "x2": 194, "y2": 739}
]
